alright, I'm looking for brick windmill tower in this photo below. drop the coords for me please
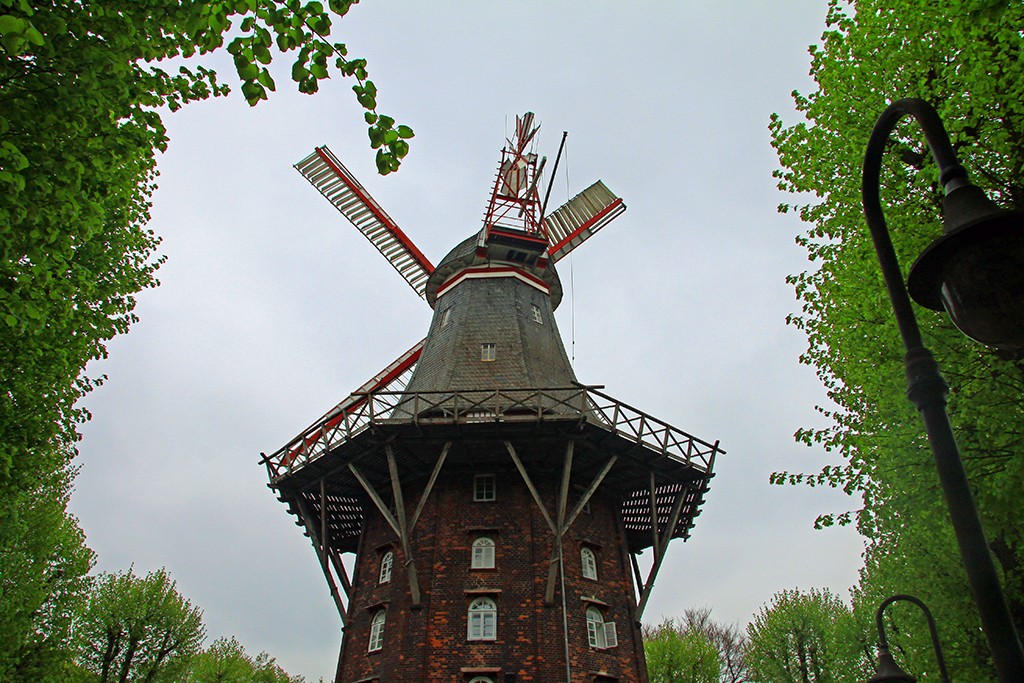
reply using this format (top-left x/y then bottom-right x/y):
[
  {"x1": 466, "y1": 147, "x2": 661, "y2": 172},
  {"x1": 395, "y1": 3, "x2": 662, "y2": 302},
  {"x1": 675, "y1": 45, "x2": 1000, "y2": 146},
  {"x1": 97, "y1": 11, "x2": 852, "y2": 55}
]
[{"x1": 262, "y1": 114, "x2": 722, "y2": 683}]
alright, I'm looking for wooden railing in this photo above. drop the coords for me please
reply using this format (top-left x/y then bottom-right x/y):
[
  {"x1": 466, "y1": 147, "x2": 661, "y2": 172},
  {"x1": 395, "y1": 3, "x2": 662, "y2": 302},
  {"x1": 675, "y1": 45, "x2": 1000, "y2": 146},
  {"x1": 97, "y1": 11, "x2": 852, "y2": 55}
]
[{"x1": 262, "y1": 387, "x2": 719, "y2": 481}]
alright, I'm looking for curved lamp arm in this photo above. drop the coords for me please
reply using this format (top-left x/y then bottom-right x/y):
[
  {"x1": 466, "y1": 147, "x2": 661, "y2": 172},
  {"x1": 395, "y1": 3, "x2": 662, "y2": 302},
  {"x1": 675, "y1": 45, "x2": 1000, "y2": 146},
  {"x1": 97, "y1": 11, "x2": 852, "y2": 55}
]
[
  {"x1": 861, "y1": 98, "x2": 963, "y2": 352},
  {"x1": 875, "y1": 594, "x2": 951, "y2": 683}
]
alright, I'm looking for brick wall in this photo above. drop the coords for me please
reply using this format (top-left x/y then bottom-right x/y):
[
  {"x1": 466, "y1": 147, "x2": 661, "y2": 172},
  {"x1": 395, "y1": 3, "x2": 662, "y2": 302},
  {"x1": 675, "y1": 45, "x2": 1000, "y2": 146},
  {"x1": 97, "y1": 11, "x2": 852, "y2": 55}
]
[{"x1": 336, "y1": 444, "x2": 650, "y2": 683}]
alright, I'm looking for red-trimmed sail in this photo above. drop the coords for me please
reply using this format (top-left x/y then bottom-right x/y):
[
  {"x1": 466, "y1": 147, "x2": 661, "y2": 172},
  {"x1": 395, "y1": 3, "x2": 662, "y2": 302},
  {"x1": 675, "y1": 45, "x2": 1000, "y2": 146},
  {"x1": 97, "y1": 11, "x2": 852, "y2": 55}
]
[{"x1": 296, "y1": 146, "x2": 434, "y2": 298}]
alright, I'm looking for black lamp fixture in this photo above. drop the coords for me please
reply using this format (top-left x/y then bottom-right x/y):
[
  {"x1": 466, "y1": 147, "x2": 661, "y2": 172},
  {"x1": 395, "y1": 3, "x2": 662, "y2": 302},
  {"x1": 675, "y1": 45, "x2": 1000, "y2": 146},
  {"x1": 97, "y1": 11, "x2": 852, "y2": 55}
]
[
  {"x1": 866, "y1": 99, "x2": 1024, "y2": 353},
  {"x1": 866, "y1": 595, "x2": 950, "y2": 683},
  {"x1": 862, "y1": 98, "x2": 1024, "y2": 682}
]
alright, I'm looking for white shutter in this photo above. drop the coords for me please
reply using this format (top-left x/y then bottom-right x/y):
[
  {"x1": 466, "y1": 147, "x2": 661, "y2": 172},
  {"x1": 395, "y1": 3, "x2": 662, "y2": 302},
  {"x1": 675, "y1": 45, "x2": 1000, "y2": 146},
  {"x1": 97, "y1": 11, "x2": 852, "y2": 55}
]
[{"x1": 603, "y1": 621, "x2": 618, "y2": 648}]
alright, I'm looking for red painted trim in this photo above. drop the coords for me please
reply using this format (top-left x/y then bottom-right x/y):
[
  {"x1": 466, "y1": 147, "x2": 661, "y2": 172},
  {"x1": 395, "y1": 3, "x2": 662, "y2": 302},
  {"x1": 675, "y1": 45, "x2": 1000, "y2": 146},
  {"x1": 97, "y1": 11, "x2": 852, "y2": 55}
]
[
  {"x1": 436, "y1": 265, "x2": 550, "y2": 298},
  {"x1": 280, "y1": 342, "x2": 424, "y2": 465},
  {"x1": 315, "y1": 147, "x2": 434, "y2": 273},
  {"x1": 487, "y1": 228, "x2": 548, "y2": 246},
  {"x1": 547, "y1": 197, "x2": 624, "y2": 257}
]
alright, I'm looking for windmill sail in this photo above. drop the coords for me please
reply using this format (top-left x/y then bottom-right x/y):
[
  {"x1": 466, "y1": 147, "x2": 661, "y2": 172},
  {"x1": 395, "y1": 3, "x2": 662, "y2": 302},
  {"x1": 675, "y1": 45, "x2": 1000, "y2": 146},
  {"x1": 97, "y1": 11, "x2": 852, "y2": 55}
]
[
  {"x1": 296, "y1": 146, "x2": 434, "y2": 298},
  {"x1": 274, "y1": 338, "x2": 425, "y2": 470},
  {"x1": 545, "y1": 180, "x2": 626, "y2": 262}
]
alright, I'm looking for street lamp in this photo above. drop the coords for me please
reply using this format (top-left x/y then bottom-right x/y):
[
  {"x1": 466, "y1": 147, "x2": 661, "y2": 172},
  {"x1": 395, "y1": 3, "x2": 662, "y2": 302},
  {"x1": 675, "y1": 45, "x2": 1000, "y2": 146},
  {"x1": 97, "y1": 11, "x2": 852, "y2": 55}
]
[
  {"x1": 866, "y1": 595, "x2": 950, "y2": 683},
  {"x1": 862, "y1": 98, "x2": 1024, "y2": 682}
]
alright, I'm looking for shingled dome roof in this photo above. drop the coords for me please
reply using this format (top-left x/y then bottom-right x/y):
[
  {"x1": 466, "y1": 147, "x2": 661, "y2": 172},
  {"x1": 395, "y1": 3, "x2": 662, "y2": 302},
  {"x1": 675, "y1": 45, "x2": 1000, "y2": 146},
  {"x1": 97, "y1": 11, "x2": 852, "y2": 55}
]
[{"x1": 404, "y1": 233, "x2": 576, "y2": 396}]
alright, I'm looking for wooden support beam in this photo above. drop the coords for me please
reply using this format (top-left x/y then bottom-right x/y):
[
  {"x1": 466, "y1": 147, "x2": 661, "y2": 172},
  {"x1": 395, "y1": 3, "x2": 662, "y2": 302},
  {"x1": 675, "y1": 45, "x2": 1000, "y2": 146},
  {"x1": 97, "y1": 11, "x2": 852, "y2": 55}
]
[
  {"x1": 544, "y1": 442, "x2": 575, "y2": 605},
  {"x1": 637, "y1": 485, "x2": 690, "y2": 618},
  {"x1": 348, "y1": 463, "x2": 402, "y2": 536},
  {"x1": 649, "y1": 472, "x2": 661, "y2": 558},
  {"x1": 320, "y1": 479, "x2": 329, "y2": 570},
  {"x1": 563, "y1": 455, "x2": 618, "y2": 532},
  {"x1": 410, "y1": 442, "x2": 450, "y2": 533},
  {"x1": 295, "y1": 498, "x2": 347, "y2": 623},
  {"x1": 505, "y1": 441, "x2": 557, "y2": 534},
  {"x1": 385, "y1": 444, "x2": 421, "y2": 607},
  {"x1": 630, "y1": 552, "x2": 644, "y2": 604},
  {"x1": 328, "y1": 548, "x2": 352, "y2": 599}
]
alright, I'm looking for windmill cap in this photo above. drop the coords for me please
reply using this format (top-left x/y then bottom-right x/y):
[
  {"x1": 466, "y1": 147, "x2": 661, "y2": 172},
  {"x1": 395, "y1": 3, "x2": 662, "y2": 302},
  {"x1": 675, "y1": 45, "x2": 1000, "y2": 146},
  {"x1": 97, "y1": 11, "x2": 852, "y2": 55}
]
[{"x1": 425, "y1": 234, "x2": 563, "y2": 309}]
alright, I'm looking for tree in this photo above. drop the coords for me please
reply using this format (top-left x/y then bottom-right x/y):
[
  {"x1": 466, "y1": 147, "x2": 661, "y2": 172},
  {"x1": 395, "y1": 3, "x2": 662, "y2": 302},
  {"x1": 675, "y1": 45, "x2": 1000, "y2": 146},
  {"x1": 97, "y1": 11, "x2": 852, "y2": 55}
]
[
  {"x1": 744, "y1": 589, "x2": 869, "y2": 683},
  {"x1": 0, "y1": 447, "x2": 94, "y2": 682},
  {"x1": 187, "y1": 636, "x2": 304, "y2": 683},
  {"x1": 770, "y1": 1, "x2": 1023, "y2": 677},
  {"x1": 73, "y1": 568, "x2": 205, "y2": 683},
  {"x1": 0, "y1": 0, "x2": 412, "y2": 490},
  {"x1": 1, "y1": 2, "x2": 410, "y2": 675},
  {"x1": 645, "y1": 618, "x2": 721, "y2": 683},
  {"x1": 644, "y1": 609, "x2": 747, "y2": 683}
]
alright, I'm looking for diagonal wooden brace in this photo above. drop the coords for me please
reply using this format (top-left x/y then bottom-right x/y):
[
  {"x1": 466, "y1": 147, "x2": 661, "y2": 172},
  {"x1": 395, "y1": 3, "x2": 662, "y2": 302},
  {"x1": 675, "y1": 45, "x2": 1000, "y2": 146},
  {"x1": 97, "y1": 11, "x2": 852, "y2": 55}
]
[
  {"x1": 296, "y1": 497, "x2": 348, "y2": 623},
  {"x1": 636, "y1": 482, "x2": 690, "y2": 618},
  {"x1": 505, "y1": 441, "x2": 619, "y2": 605}
]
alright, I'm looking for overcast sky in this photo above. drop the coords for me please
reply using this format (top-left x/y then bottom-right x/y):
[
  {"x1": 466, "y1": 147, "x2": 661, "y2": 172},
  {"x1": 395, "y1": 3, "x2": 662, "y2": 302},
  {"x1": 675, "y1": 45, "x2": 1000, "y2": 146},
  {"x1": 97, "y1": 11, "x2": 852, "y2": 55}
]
[{"x1": 70, "y1": 2, "x2": 867, "y2": 679}]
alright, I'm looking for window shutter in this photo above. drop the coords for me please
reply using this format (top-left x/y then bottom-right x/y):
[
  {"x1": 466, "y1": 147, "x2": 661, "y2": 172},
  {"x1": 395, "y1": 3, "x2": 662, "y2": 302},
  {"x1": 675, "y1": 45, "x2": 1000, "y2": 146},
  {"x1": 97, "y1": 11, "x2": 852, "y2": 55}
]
[{"x1": 603, "y1": 621, "x2": 618, "y2": 648}]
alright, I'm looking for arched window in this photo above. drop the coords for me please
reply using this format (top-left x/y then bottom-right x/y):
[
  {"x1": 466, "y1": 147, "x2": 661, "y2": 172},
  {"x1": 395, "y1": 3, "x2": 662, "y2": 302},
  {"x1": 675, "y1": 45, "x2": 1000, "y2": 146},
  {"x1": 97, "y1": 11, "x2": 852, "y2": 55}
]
[
  {"x1": 581, "y1": 547, "x2": 598, "y2": 580},
  {"x1": 379, "y1": 550, "x2": 394, "y2": 584},
  {"x1": 368, "y1": 610, "x2": 386, "y2": 652},
  {"x1": 472, "y1": 537, "x2": 495, "y2": 569},
  {"x1": 467, "y1": 597, "x2": 497, "y2": 641},
  {"x1": 467, "y1": 678, "x2": 494, "y2": 683},
  {"x1": 586, "y1": 606, "x2": 617, "y2": 649}
]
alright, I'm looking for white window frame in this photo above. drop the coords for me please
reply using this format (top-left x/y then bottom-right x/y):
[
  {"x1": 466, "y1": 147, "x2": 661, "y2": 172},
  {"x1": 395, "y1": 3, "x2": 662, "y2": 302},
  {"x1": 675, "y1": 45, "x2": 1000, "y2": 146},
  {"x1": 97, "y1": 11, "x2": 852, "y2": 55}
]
[
  {"x1": 581, "y1": 547, "x2": 598, "y2": 581},
  {"x1": 481, "y1": 343, "x2": 496, "y2": 361},
  {"x1": 468, "y1": 678, "x2": 494, "y2": 683},
  {"x1": 379, "y1": 550, "x2": 394, "y2": 584},
  {"x1": 586, "y1": 606, "x2": 617, "y2": 649},
  {"x1": 474, "y1": 474, "x2": 496, "y2": 502},
  {"x1": 472, "y1": 537, "x2": 496, "y2": 569},
  {"x1": 368, "y1": 610, "x2": 386, "y2": 652},
  {"x1": 467, "y1": 597, "x2": 497, "y2": 641},
  {"x1": 531, "y1": 303, "x2": 543, "y2": 324},
  {"x1": 440, "y1": 307, "x2": 452, "y2": 327}
]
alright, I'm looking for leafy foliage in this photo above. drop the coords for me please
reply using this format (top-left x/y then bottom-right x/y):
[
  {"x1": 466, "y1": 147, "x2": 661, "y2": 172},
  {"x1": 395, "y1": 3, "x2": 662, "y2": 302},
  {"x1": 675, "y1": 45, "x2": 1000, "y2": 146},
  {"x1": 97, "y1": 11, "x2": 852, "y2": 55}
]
[
  {"x1": 186, "y1": 636, "x2": 305, "y2": 683},
  {"x1": 644, "y1": 608, "x2": 747, "y2": 683},
  {"x1": 0, "y1": 0, "x2": 412, "y2": 488},
  {"x1": 0, "y1": 448, "x2": 94, "y2": 682},
  {"x1": 645, "y1": 619, "x2": 720, "y2": 683},
  {"x1": 771, "y1": 0, "x2": 1024, "y2": 677},
  {"x1": 0, "y1": 1, "x2": 408, "y2": 675},
  {"x1": 73, "y1": 568, "x2": 205, "y2": 683},
  {"x1": 745, "y1": 589, "x2": 870, "y2": 683}
]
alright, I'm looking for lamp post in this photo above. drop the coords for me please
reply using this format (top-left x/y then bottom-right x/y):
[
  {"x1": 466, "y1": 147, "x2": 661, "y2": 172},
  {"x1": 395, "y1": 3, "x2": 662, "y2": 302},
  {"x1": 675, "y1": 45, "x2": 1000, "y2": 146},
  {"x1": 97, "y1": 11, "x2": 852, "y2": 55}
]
[
  {"x1": 862, "y1": 97, "x2": 1024, "y2": 682},
  {"x1": 867, "y1": 595, "x2": 949, "y2": 683}
]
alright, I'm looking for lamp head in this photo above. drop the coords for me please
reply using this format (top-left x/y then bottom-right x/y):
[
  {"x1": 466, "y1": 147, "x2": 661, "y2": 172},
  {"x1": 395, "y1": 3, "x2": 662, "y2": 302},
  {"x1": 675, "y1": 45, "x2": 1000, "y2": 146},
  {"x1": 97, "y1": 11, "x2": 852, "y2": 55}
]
[
  {"x1": 867, "y1": 646, "x2": 917, "y2": 683},
  {"x1": 907, "y1": 184, "x2": 1024, "y2": 354}
]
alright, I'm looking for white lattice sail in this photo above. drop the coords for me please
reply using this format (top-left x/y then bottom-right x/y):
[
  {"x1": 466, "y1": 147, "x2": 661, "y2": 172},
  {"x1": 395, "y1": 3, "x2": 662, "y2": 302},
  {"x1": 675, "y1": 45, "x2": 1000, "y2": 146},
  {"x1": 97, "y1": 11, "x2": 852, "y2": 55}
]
[
  {"x1": 296, "y1": 146, "x2": 434, "y2": 298},
  {"x1": 545, "y1": 180, "x2": 626, "y2": 262}
]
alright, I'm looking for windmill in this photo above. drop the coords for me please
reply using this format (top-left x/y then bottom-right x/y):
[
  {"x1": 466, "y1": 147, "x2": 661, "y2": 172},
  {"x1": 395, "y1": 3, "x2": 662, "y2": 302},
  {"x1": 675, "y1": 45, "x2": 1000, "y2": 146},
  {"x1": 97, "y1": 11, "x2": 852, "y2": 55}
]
[{"x1": 263, "y1": 114, "x2": 721, "y2": 683}]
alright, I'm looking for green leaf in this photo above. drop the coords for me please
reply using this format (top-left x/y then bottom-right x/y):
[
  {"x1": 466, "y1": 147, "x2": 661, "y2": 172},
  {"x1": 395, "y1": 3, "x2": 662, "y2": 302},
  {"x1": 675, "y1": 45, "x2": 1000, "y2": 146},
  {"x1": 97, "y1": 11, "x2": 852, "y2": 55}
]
[
  {"x1": 396, "y1": 125, "x2": 414, "y2": 139},
  {"x1": 0, "y1": 14, "x2": 27, "y2": 35},
  {"x1": 256, "y1": 68, "x2": 276, "y2": 90},
  {"x1": 253, "y1": 44, "x2": 272, "y2": 64}
]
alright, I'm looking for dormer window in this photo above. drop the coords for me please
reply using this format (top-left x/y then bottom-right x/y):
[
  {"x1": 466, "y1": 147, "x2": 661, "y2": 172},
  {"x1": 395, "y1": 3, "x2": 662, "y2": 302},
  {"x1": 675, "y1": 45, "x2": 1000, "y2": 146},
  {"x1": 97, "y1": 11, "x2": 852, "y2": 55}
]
[{"x1": 481, "y1": 343, "x2": 496, "y2": 361}]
